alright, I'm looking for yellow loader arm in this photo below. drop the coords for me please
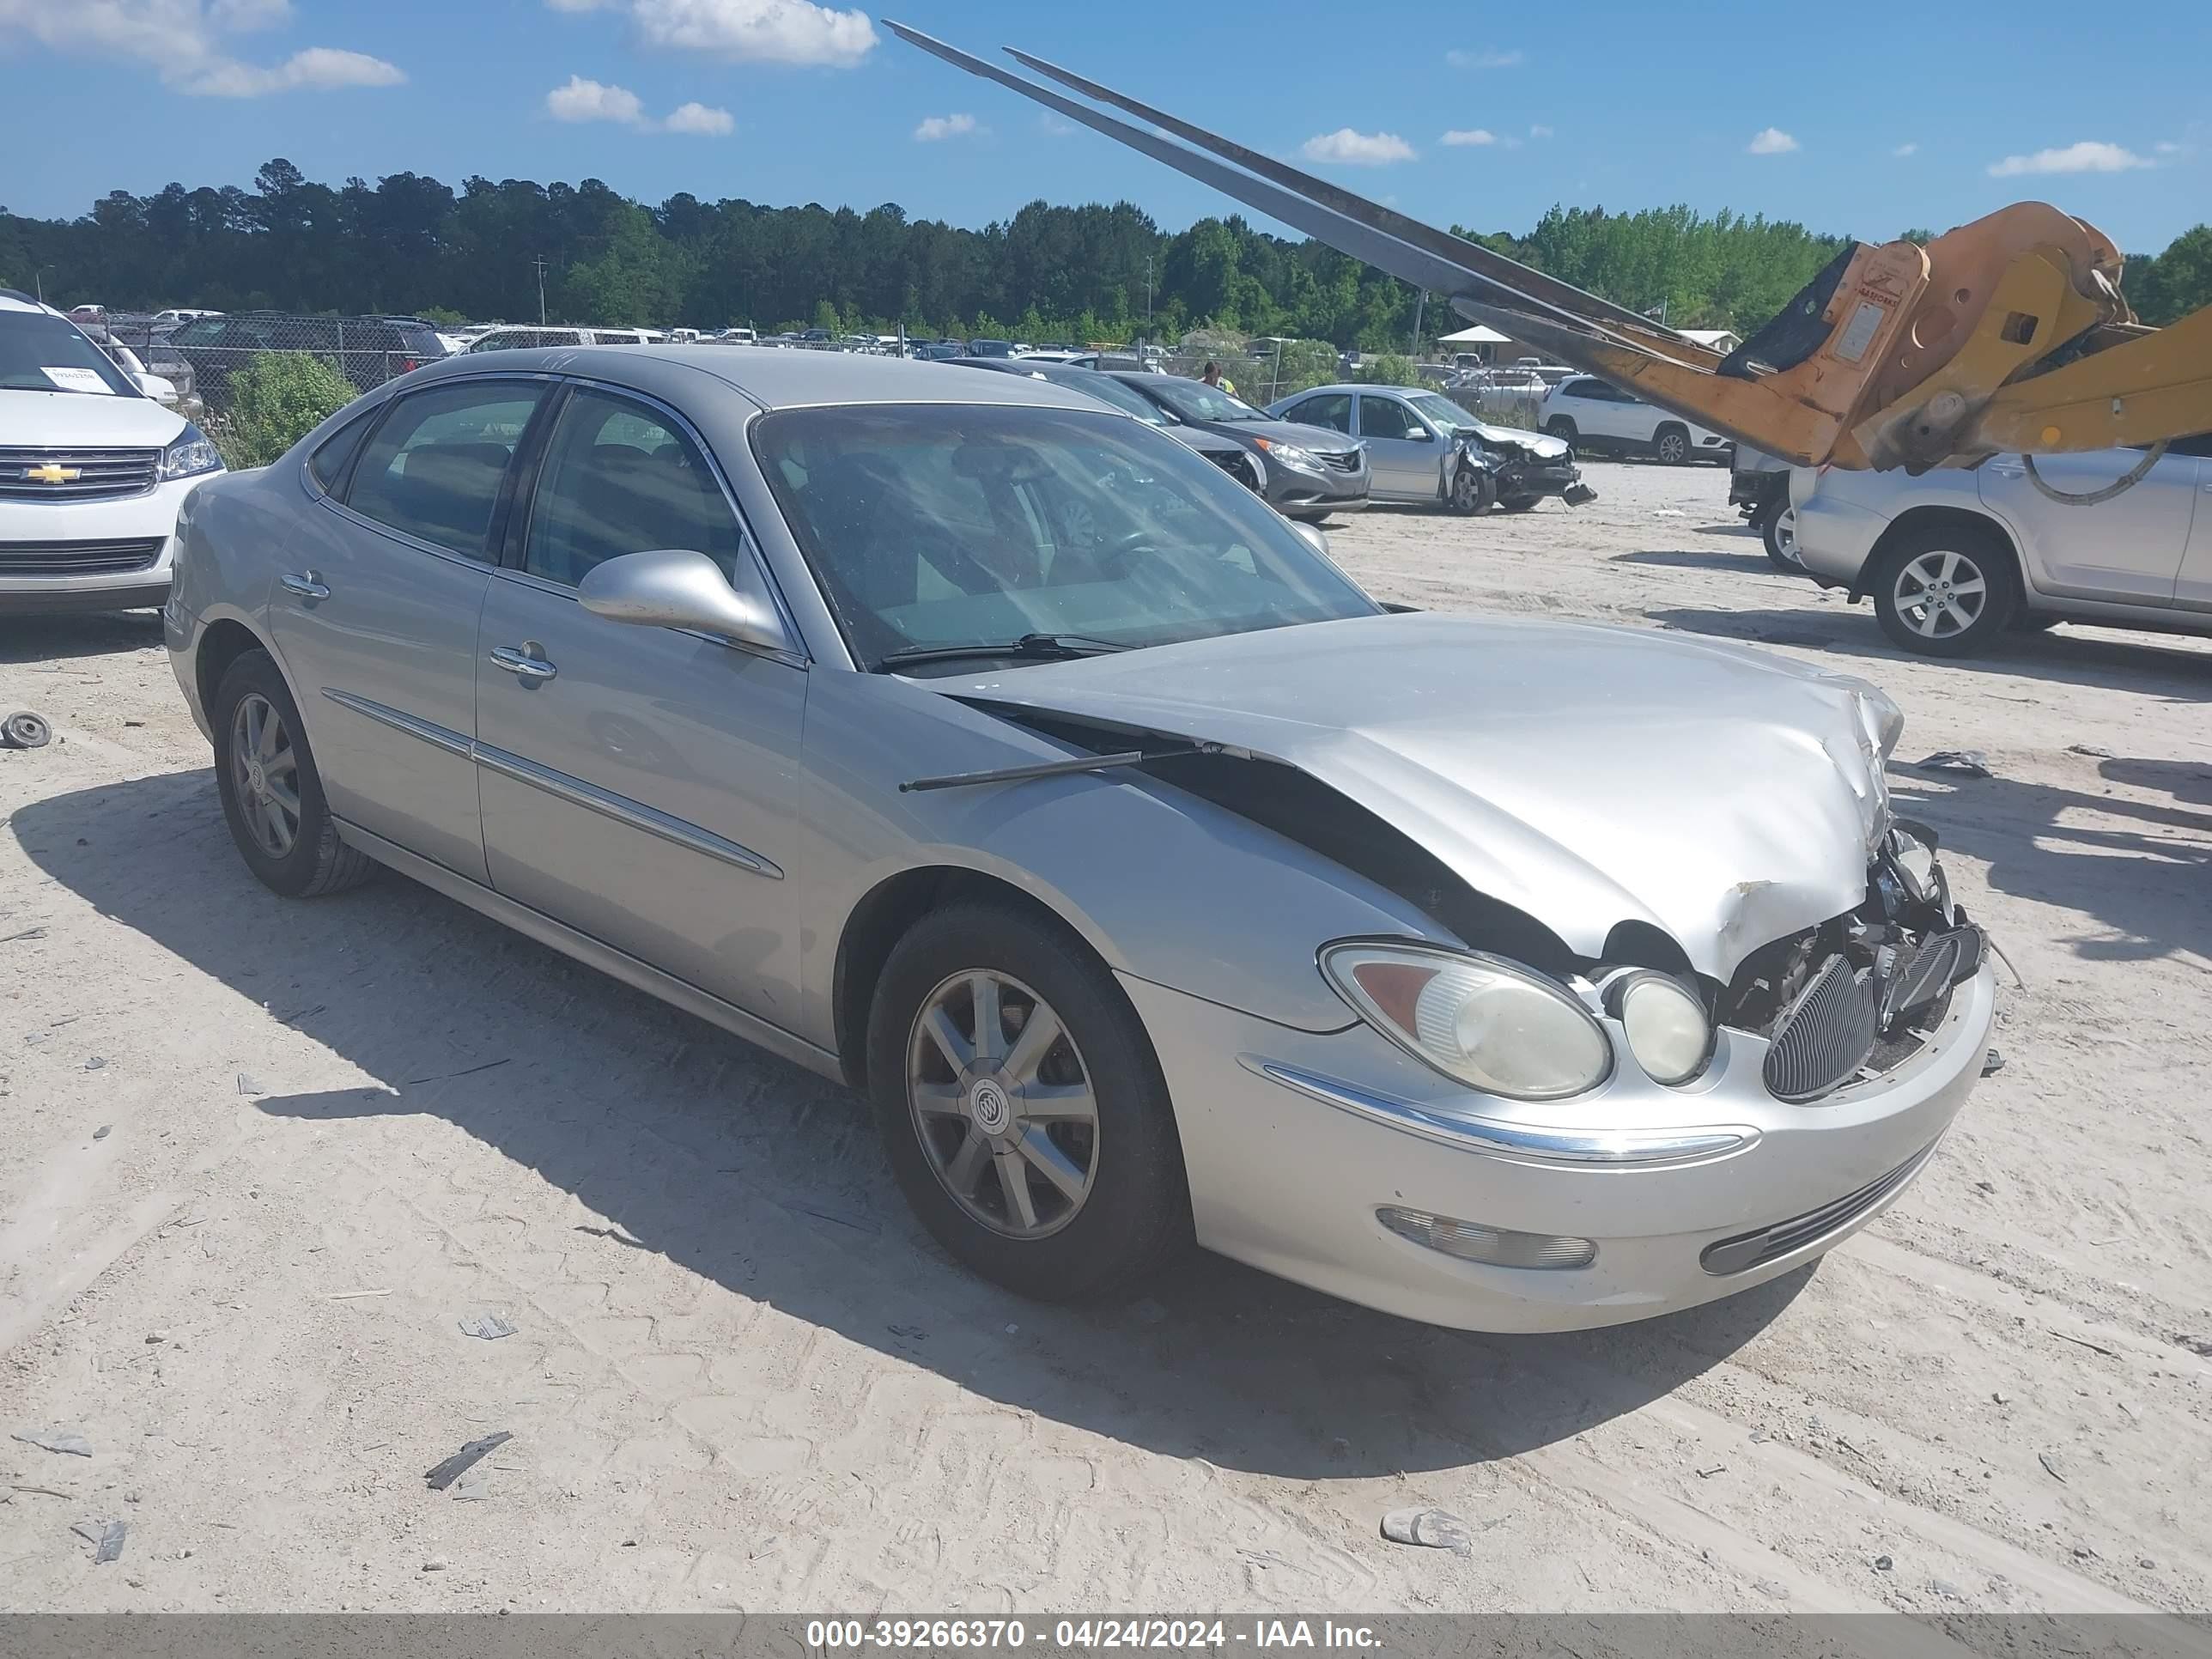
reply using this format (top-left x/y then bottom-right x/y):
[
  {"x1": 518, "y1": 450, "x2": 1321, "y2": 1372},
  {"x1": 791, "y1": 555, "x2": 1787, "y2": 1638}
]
[{"x1": 890, "y1": 21, "x2": 2212, "y2": 477}]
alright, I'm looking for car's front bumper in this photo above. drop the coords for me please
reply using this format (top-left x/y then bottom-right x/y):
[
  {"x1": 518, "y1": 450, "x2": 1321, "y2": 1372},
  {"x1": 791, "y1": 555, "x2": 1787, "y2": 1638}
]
[
  {"x1": 0, "y1": 474, "x2": 206, "y2": 615},
  {"x1": 1263, "y1": 456, "x2": 1370, "y2": 518},
  {"x1": 1122, "y1": 957, "x2": 1996, "y2": 1333}
]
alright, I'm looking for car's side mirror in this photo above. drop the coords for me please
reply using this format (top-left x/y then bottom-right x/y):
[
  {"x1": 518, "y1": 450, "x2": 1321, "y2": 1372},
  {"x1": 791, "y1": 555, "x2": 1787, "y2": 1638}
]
[
  {"x1": 1290, "y1": 521, "x2": 1330, "y2": 558},
  {"x1": 579, "y1": 549, "x2": 793, "y2": 657},
  {"x1": 135, "y1": 372, "x2": 179, "y2": 404}
]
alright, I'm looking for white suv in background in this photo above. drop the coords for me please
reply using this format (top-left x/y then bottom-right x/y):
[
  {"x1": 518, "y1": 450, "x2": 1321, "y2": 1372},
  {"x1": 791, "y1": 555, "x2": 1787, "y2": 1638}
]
[
  {"x1": 1791, "y1": 436, "x2": 2212, "y2": 656},
  {"x1": 1, "y1": 290, "x2": 223, "y2": 616},
  {"x1": 1540, "y1": 374, "x2": 1732, "y2": 465},
  {"x1": 467, "y1": 325, "x2": 653, "y2": 351}
]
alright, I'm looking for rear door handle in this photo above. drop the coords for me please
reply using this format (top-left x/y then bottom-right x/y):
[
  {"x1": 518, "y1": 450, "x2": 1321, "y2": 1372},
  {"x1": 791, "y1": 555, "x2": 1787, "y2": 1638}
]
[
  {"x1": 489, "y1": 644, "x2": 556, "y2": 683},
  {"x1": 280, "y1": 571, "x2": 330, "y2": 600}
]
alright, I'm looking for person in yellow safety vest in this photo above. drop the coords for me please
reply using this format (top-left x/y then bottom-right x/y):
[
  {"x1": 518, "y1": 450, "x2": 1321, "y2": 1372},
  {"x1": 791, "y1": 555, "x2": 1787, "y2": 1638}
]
[{"x1": 1200, "y1": 360, "x2": 1237, "y2": 398}]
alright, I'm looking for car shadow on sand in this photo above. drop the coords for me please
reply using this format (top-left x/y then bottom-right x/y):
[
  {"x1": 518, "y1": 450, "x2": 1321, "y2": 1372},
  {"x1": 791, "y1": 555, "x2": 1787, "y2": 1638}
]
[
  {"x1": 1648, "y1": 603, "x2": 2212, "y2": 702},
  {"x1": 14, "y1": 769, "x2": 1811, "y2": 1480},
  {"x1": 0, "y1": 609, "x2": 164, "y2": 665},
  {"x1": 1612, "y1": 548, "x2": 1781, "y2": 575}
]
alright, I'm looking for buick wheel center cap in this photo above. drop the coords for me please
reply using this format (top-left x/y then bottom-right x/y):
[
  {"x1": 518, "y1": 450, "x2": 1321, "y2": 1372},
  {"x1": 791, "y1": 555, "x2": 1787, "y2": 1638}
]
[{"x1": 969, "y1": 1077, "x2": 1013, "y2": 1135}]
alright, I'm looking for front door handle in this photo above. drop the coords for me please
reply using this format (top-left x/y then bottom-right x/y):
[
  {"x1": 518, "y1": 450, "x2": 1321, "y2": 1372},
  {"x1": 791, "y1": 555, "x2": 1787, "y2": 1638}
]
[
  {"x1": 280, "y1": 571, "x2": 330, "y2": 601},
  {"x1": 489, "y1": 644, "x2": 556, "y2": 683},
  {"x1": 1986, "y1": 465, "x2": 2026, "y2": 478}
]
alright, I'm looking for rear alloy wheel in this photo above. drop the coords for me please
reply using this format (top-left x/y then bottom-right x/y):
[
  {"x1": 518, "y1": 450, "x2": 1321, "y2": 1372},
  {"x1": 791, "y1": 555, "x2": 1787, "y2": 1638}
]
[
  {"x1": 1653, "y1": 426, "x2": 1692, "y2": 465},
  {"x1": 1763, "y1": 504, "x2": 1804, "y2": 571},
  {"x1": 211, "y1": 649, "x2": 377, "y2": 897},
  {"x1": 1544, "y1": 416, "x2": 1578, "y2": 447},
  {"x1": 867, "y1": 902, "x2": 1191, "y2": 1301},
  {"x1": 1871, "y1": 526, "x2": 2018, "y2": 656},
  {"x1": 1448, "y1": 461, "x2": 1495, "y2": 514}
]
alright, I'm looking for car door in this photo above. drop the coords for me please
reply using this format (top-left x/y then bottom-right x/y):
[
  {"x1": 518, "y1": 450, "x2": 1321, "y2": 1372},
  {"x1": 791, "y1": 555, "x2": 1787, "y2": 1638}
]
[
  {"x1": 1979, "y1": 444, "x2": 2203, "y2": 605},
  {"x1": 273, "y1": 376, "x2": 549, "y2": 883},
  {"x1": 474, "y1": 381, "x2": 808, "y2": 1024},
  {"x1": 2165, "y1": 434, "x2": 2212, "y2": 611},
  {"x1": 1357, "y1": 393, "x2": 1439, "y2": 500}
]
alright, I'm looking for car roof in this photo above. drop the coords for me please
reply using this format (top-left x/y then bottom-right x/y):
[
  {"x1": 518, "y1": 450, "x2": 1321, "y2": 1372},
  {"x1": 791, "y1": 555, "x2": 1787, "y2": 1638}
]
[
  {"x1": 0, "y1": 291, "x2": 63, "y2": 318},
  {"x1": 1283, "y1": 383, "x2": 1429, "y2": 399},
  {"x1": 408, "y1": 343, "x2": 1103, "y2": 413}
]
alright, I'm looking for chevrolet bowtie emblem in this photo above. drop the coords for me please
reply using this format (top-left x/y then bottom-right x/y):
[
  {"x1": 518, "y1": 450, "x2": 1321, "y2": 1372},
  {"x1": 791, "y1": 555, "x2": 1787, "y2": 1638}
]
[{"x1": 25, "y1": 463, "x2": 81, "y2": 484}]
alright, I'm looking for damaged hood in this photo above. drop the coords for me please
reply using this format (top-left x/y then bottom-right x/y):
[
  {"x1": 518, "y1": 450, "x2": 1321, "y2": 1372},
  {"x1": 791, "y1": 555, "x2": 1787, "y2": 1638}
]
[
  {"x1": 1457, "y1": 420, "x2": 1571, "y2": 462},
  {"x1": 949, "y1": 611, "x2": 1901, "y2": 981}
]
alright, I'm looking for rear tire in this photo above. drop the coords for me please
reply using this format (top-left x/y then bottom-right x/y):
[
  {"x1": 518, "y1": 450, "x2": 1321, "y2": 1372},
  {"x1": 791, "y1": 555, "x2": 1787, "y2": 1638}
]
[
  {"x1": 1652, "y1": 425, "x2": 1692, "y2": 465},
  {"x1": 866, "y1": 900, "x2": 1193, "y2": 1303},
  {"x1": 1544, "y1": 417, "x2": 1578, "y2": 447},
  {"x1": 1763, "y1": 504, "x2": 1804, "y2": 571},
  {"x1": 211, "y1": 648, "x2": 377, "y2": 897},
  {"x1": 1871, "y1": 524, "x2": 2019, "y2": 656}
]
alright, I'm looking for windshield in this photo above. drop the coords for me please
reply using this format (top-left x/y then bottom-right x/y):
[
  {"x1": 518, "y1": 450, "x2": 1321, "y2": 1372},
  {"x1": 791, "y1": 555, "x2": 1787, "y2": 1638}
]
[
  {"x1": 0, "y1": 310, "x2": 138, "y2": 397},
  {"x1": 755, "y1": 403, "x2": 1379, "y2": 671},
  {"x1": 1036, "y1": 368, "x2": 1169, "y2": 425},
  {"x1": 1407, "y1": 392, "x2": 1484, "y2": 431},
  {"x1": 1146, "y1": 377, "x2": 1265, "y2": 422}
]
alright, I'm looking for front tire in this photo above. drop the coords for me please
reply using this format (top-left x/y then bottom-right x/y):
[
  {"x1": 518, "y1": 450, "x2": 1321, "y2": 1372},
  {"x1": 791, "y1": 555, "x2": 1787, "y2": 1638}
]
[
  {"x1": 866, "y1": 900, "x2": 1192, "y2": 1302},
  {"x1": 1871, "y1": 525, "x2": 2019, "y2": 656},
  {"x1": 1652, "y1": 425, "x2": 1692, "y2": 465},
  {"x1": 1448, "y1": 462, "x2": 1496, "y2": 515},
  {"x1": 211, "y1": 649, "x2": 376, "y2": 897}
]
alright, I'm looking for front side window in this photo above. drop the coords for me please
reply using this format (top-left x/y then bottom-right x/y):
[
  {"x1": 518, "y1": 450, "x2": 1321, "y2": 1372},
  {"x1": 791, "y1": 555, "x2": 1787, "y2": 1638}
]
[
  {"x1": 521, "y1": 388, "x2": 744, "y2": 586},
  {"x1": 1287, "y1": 393, "x2": 1352, "y2": 434},
  {"x1": 1358, "y1": 396, "x2": 1424, "y2": 441},
  {"x1": 756, "y1": 404, "x2": 1380, "y2": 671},
  {"x1": 1407, "y1": 392, "x2": 1482, "y2": 432},
  {"x1": 343, "y1": 381, "x2": 543, "y2": 558}
]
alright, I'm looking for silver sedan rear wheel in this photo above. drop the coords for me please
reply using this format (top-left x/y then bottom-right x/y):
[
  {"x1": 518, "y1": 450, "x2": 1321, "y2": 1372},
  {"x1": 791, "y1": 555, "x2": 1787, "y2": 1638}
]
[
  {"x1": 906, "y1": 968, "x2": 1099, "y2": 1239},
  {"x1": 229, "y1": 691, "x2": 301, "y2": 858}
]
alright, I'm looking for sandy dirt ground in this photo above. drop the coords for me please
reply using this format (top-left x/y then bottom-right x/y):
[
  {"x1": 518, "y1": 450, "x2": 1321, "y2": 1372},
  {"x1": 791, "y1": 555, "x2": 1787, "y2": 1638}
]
[{"x1": 1, "y1": 459, "x2": 2208, "y2": 1619}]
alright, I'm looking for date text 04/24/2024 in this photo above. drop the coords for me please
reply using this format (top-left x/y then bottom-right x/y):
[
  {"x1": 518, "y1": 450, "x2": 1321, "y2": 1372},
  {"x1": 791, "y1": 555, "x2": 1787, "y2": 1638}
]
[{"x1": 804, "y1": 1620, "x2": 1382, "y2": 1650}]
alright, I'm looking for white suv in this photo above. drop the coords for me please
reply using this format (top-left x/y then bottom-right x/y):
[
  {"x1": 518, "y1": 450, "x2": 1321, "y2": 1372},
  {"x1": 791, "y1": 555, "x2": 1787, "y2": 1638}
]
[
  {"x1": 1791, "y1": 437, "x2": 2212, "y2": 656},
  {"x1": 1540, "y1": 374, "x2": 1732, "y2": 465},
  {"x1": 467, "y1": 325, "x2": 653, "y2": 351},
  {"x1": 1, "y1": 291, "x2": 223, "y2": 616}
]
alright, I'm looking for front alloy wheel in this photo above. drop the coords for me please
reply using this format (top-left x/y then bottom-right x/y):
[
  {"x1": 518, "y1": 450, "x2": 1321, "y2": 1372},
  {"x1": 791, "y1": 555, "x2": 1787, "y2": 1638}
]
[
  {"x1": 1871, "y1": 526, "x2": 2018, "y2": 656},
  {"x1": 1653, "y1": 427, "x2": 1691, "y2": 465},
  {"x1": 1448, "y1": 462, "x2": 1495, "y2": 514},
  {"x1": 907, "y1": 969, "x2": 1098, "y2": 1238}
]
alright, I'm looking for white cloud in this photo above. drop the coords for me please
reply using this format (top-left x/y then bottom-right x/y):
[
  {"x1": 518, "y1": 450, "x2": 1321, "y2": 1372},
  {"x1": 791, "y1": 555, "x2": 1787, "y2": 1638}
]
[
  {"x1": 1987, "y1": 140, "x2": 2150, "y2": 176},
  {"x1": 914, "y1": 112, "x2": 976, "y2": 142},
  {"x1": 1301, "y1": 128, "x2": 1416, "y2": 166},
  {"x1": 1445, "y1": 47, "x2": 1522, "y2": 69},
  {"x1": 1440, "y1": 128, "x2": 1497, "y2": 147},
  {"x1": 1747, "y1": 127, "x2": 1799, "y2": 155},
  {"x1": 580, "y1": 0, "x2": 877, "y2": 66},
  {"x1": 546, "y1": 74, "x2": 646, "y2": 123},
  {"x1": 1892, "y1": 141, "x2": 1917, "y2": 157},
  {"x1": 1528, "y1": 124, "x2": 1553, "y2": 139},
  {"x1": 2155, "y1": 140, "x2": 2187, "y2": 155},
  {"x1": 1038, "y1": 113, "x2": 1075, "y2": 137},
  {"x1": 0, "y1": 0, "x2": 404, "y2": 95},
  {"x1": 661, "y1": 100, "x2": 734, "y2": 135}
]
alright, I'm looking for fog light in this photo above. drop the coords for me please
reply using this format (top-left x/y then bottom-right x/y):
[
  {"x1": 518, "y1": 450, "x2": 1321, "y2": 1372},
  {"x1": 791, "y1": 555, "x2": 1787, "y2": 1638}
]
[
  {"x1": 1610, "y1": 971, "x2": 1713, "y2": 1086},
  {"x1": 1376, "y1": 1206, "x2": 1596, "y2": 1269}
]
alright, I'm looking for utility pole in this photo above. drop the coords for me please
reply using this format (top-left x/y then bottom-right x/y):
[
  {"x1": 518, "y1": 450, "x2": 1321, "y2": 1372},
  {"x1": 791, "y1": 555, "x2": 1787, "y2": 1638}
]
[
  {"x1": 34, "y1": 264, "x2": 54, "y2": 306},
  {"x1": 1409, "y1": 288, "x2": 1426, "y2": 359},
  {"x1": 532, "y1": 256, "x2": 549, "y2": 326}
]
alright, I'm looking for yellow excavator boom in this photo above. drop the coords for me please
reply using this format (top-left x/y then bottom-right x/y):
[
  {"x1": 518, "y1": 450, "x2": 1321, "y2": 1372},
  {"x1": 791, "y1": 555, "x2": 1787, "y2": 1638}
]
[{"x1": 890, "y1": 21, "x2": 2211, "y2": 479}]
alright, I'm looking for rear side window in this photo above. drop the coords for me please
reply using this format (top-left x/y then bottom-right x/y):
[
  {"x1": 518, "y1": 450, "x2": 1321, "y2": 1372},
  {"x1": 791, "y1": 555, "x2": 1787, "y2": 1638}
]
[
  {"x1": 306, "y1": 411, "x2": 374, "y2": 492},
  {"x1": 343, "y1": 381, "x2": 544, "y2": 559}
]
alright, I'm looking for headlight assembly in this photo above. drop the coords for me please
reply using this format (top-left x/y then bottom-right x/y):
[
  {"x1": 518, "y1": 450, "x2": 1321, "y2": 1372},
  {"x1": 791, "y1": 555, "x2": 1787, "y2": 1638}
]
[
  {"x1": 159, "y1": 422, "x2": 224, "y2": 482},
  {"x1": 1252, "y1": 436, "x2": 1324, "y2": 474},
  {"x1": 1322, "y1": 942, "x2": 1613, "y2": 1101},
  {"x1": 1606, "y1": 971, "x2": 1713, "y2": 1086}
]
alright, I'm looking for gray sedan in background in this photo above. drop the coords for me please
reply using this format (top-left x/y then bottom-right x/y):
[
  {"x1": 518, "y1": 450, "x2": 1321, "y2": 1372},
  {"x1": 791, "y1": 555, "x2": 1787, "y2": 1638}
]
[
  {"x1": 940, "y1": 356, "x2": 1263, "y2": 492},
  {"x1": 1102, "y1": 371, "x2": 1370, "y2": 521},
  {"x1": 165, "y1": 346, "x2": 1995, "y2": 1332}
]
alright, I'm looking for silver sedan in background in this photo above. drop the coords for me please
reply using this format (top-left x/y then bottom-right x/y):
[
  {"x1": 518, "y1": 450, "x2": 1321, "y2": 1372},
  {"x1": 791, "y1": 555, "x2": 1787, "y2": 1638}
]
[{"x1": 165, "y1": 347, "x2": 1996, "y2": 1332}]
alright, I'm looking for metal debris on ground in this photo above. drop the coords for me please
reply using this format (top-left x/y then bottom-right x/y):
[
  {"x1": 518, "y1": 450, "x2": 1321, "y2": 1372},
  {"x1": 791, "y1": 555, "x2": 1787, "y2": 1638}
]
[
  {"x1": 71, "y1": 1519, "x2": 127, "y2": 1563},
  {"x1": 11, "y1": 1428, "x2": 93, "y2": 1458},
  {"x1": 2, "y1": 711, "x2": 52, "y2": 750},
  {"x1": 1915, "y1": 750, "x2": 1995, "y2": 778},
  {"x1": 1380, "y1": 1506, "x2": 1473, "y2": 1557},
  {"x1": 450, "y1": 1467, "x2": 492, "y2": 1501},
  {"x1": 92, "y1": 1124, "x2": 112, "y2": 1139},
  {"x1": 235, "y1": 1073, "x2": 264, "y2": 1097},
  {"x1": 424, "y1": 1430, "x2": 513, "y2": 1491},
  {"x1": 458, "y1": 1312, "x2": 517, "y2": 1340},
  {"x1": 85, "y1": 1057, "x2": 107, "y2": 1072},
  {"x1": 2039, "y1": 1450, "x2": 2068, "y2": 1483},
  {"x1": 2067, "y1": 744, "x2": 2116, "y2": 758}
]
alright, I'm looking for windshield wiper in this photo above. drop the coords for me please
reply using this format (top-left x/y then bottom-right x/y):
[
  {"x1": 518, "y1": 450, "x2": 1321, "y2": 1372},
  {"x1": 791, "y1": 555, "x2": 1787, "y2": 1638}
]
[{"x1": 877, "y1": 632, "x2": 1130, "y2": 672}]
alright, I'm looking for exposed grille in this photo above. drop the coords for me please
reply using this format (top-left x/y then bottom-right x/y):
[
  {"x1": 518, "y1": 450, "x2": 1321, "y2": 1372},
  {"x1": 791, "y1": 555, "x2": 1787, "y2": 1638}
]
[
  {"x1": 0, "y1": 538, "x2": 164, "y2": 576},
  {"x1": 0, "y1": 447, "x2": 161, "y2": 502},
  {"x1": 1701, "y1": 1144, "x2": 1936, "y2": 1276},
  {"x1": 1763, "y1": 953, "x2": 1878, "y2": 1103},
  {"x1": 1317, "y1": 448, "x2": 1363, "y2": 473}
]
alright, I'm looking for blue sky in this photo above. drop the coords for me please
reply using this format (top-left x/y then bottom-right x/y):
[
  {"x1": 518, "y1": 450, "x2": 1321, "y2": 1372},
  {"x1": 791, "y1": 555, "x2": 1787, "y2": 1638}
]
[{"x1": 2, "y1": 0, "x2": 2206, "y2": 253}]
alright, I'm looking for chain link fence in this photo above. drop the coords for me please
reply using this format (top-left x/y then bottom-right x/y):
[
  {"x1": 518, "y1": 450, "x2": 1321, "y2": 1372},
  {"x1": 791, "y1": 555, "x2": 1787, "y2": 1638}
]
[{"x1": 92, "y1": 312, "x2": 449, "y2": 419}]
